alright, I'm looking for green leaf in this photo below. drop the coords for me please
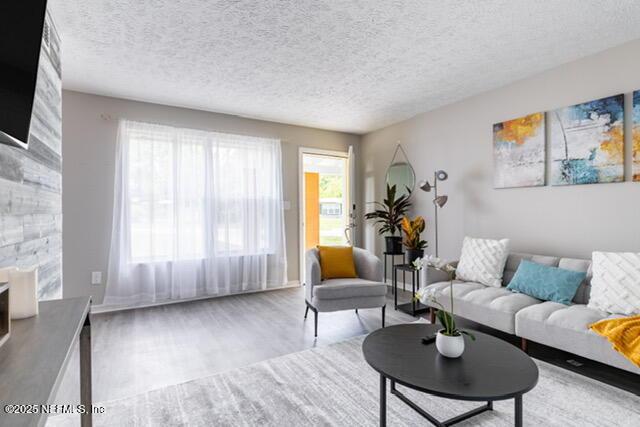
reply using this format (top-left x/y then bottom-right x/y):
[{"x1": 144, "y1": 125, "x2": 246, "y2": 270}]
[
  {"x1": 460, "y1": 330, "x2": 476, "y2": 341},
  {"x1": 436, "y1": 309, "x2": 456, "y2": 335},
  {"x1": 365, "y1": 184, "x2": 413, "y2": 237},
  {"x1": 436, "y1": 309, "x2": 448, "y2": 331}
]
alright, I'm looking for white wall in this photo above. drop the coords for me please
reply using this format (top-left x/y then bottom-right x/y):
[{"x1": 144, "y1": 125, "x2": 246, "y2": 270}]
[
  {"x1": 360, "y1": 39, "x2": 640, "y2": 267},
  {"x1": 62, "y1": 90, "x2": 359, "y2": 303},
  {"x1": 64, "y1": 37, "x2": 640, "y2": 301}
]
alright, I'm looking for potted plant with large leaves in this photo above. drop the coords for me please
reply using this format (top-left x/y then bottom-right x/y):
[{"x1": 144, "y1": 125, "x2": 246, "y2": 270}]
[
  {"x1": 401, "y1": 215, "x2": 427, "y2": 264},
  {"x1": 364, "y1": 184, "x2": 412, "y2": 254}
]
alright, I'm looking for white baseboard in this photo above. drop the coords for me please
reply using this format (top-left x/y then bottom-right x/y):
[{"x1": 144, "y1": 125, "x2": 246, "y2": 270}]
[{"x1": 91, "y1": 281, "x2": 301, "y2": 314}]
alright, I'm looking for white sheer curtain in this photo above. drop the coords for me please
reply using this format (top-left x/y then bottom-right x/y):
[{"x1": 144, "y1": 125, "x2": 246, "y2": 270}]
[{"x1": 104, "y1": 120, "x2": 287, "y2": 307}]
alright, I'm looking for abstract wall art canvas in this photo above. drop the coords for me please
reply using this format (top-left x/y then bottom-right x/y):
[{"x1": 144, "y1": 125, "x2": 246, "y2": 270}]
[
  {"x1": 493, "y1": 112, "x2": 545, "y2": 188},
  {"x1": 633, "y1": 90, "x2": 640, "y2": 181},
  {"x1": 550, "y1": 94, "x2": 624, "y2": 185}
]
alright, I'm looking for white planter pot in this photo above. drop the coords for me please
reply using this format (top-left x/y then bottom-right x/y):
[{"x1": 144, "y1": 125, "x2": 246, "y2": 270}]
[{"x1": 436, "y1": 331, "x2": 465, "y2": 358}]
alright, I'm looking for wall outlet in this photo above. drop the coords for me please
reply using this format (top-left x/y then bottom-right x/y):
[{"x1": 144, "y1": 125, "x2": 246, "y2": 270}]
[{"x1": 91, "y1": 271, "x2": 102, "y2": 285}]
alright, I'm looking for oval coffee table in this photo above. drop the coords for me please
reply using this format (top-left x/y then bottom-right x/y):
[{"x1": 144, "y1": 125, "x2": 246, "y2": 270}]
[{"x1": 362, "y1": 323, "x2": 538, "y2": 426}]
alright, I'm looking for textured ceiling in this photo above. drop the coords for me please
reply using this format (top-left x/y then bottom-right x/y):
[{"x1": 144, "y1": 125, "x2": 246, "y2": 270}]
[{"x1": 50, "y1": 0, "x2": 640, "y2": 134}]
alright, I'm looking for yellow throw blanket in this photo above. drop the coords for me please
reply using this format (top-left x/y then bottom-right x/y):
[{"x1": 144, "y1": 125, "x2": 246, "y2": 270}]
[{"x1": 590, "y1": 315, "x2": 640, "y2": 368}]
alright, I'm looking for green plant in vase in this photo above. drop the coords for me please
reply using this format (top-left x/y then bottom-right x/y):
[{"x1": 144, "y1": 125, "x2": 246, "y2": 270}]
[
  {"x1": 364, "y1": 184, "x2": 412, "y2": 254},
  {"x1": 415, "y1": 256, "x2": 475, "y2": 358}
]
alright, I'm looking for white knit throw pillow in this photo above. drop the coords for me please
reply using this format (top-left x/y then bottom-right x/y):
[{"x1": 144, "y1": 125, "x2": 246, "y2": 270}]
[
  {"x1": 588, "y1": 252, "x2": 640, "y2": 315},
  {"x1": 456, "y1": 237, "x2": 510, "y2": 287}
]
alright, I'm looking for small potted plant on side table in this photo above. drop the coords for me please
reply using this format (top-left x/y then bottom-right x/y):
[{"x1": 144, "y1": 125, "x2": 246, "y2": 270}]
[
  {"x1": 364, "y1": 184, "x2": 412, "y2": 254},
  {"x1": 416, "y1": 256, "x2": 475, "y2": 358},
  {"x1": 401, "y1": 216, "x2": 427, "y2": 264}
]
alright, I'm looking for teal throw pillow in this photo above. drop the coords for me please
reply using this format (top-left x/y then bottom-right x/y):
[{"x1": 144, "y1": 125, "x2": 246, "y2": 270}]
[{"x1": 506, "y1": 260, "x2": 586, "y2": 305}]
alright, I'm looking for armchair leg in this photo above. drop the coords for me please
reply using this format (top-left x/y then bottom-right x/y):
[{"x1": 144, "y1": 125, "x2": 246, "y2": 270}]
[
  {"x1": 355, "y1": 308, "x2": 358, "y2": 314},
  {"x1": 429, "y1": 307, "x2": 436, "y2": 324},
  {"x1": 314, "y1": 310, "x2": 318, "y2": 337},
  {"x1": 520, "y1": 338, "x2": 528, "y2": 353},
  {"x1": 305, "y1": 301, "x2": 319, "y2": 337},
  {"x1": 382, "y1": 305, "x2": 386, "y2": 328}
]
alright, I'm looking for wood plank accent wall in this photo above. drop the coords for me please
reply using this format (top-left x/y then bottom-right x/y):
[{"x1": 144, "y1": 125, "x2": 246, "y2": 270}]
[{"x1": 0, "y1": 12, "x2": 62, "y2": 300}]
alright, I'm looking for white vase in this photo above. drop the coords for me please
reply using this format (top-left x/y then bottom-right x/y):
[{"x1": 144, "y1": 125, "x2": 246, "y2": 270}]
[{"x1": 436, "y1": 331, "x2": 465, "y2": 358}]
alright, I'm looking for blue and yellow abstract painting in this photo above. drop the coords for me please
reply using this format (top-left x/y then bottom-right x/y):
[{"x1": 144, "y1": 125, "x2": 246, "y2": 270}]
[
  {"x1": 633, "y1": 90, "x2": 640, "y2": 182},
  {"x1": 493, "y1": 112, "x2": 545, "y2": 189},
  {"x1": 550, "y1": 95, "x2": 624, "y2": 185}
]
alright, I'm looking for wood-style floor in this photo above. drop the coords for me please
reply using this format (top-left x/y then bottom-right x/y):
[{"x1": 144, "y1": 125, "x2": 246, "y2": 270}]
[
  {"x1": 56, "y1": 285, "x2": 418, "y2": 404},
  {"x1": 54, "y1": 283, "x2": 639, "y2": 414}
]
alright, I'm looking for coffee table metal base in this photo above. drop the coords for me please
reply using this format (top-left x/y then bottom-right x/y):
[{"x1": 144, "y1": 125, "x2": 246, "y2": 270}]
[{"x1": 379, "y1": 375, "x2": 523, "y2": 427}]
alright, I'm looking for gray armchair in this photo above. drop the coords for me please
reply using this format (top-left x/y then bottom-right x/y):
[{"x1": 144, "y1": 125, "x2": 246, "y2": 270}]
[{"x1": 304, "y1": 247, "x2": 387, "y2": 336}]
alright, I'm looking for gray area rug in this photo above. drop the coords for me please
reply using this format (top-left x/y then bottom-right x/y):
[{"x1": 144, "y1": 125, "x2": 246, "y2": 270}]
[{"x1": 49, "y1": 335, "x2": 640, "y2": 426}]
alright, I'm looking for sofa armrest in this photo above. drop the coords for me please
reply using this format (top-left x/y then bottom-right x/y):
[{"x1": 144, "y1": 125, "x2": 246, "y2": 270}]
[
  {"x1": 421, "y1": 260, "x2": 459, "y2": 286},
  {"x1": 353, "y1": 248, "x2": 383, "y2": 282}
]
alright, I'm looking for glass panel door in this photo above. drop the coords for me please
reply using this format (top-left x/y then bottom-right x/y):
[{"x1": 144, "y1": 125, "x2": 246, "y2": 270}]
[{"x1": 302, "y1": 153, "x2": 349, "y2": 250}]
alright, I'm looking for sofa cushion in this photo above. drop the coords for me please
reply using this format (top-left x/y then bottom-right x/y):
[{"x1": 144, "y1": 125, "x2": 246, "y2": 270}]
[
  {"x1": 516, "y1": 302, "x2": 640, "y2": 374},
  {"x1": 558, "y1": 257, "x2": 592, "y2": 305},
  {"x1": 317, "y1": 245, "x2": 357, "y2": 280},
  {"x1": 460, "y1": 286, "x2": 540, "y2": 333},
  {"x1": 588, "y1": 252, "x2": 640, "y2": 315},
  {"x1": 424, "y1": 280, "x2": 485, "y2": 302},
  {"x1": 422, "y1": 281, "x2": 540, "y2": 334},
  {"x1": 503, "y1": 253, "x2": 560, "y2": 285},
  {"x1": 506, "y1": 260, "x2": 586, "y2": 305},
  {"x1": 456, "y1": 237, "x2": 510, "y2": 287},
  {"x1": 313, "y1": 278, "x2": 386, "y2": 299}
]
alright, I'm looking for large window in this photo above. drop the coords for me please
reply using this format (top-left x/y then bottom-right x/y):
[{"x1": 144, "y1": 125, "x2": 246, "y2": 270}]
[
  {"x1": 105, "y1": 120, "x2": 287, "y2": 306},
  {"x1": 125, "y1": 123, "x2": 283, "y2": 262},
  {"x1": 128, "y1": 133, "x2": 205, "y2": 261}
]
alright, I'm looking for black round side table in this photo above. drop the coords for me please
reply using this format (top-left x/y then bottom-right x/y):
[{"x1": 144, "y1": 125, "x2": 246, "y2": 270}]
[{"x1": 362, "y1": 323, "x2": 539, "y2": 427}]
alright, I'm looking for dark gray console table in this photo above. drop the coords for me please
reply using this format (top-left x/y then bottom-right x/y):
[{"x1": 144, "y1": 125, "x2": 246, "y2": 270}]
[{"x1": 0, "y1": 297, "x2": 92, "y2": 427}]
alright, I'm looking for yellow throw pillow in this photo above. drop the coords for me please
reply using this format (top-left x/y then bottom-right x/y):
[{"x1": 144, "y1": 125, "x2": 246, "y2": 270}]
[{"x1": 317, "y1": 246, "x2": 357, "y2": 280}]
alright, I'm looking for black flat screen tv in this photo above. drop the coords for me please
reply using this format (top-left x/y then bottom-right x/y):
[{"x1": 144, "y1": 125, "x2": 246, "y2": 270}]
[{"x1": 0, "y1": 1, "x2": 49, "y2": 149}]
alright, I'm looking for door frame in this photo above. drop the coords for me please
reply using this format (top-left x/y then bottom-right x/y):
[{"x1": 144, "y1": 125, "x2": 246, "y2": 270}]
[{"x1": 298, "y1": 147, "x2": 350, "y2": 285}]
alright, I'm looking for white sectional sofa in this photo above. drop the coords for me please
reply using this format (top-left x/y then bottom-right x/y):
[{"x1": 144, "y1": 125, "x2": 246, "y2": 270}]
[{"x1": 421, "y1": 252, "x2": 640, "y2": 375}]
